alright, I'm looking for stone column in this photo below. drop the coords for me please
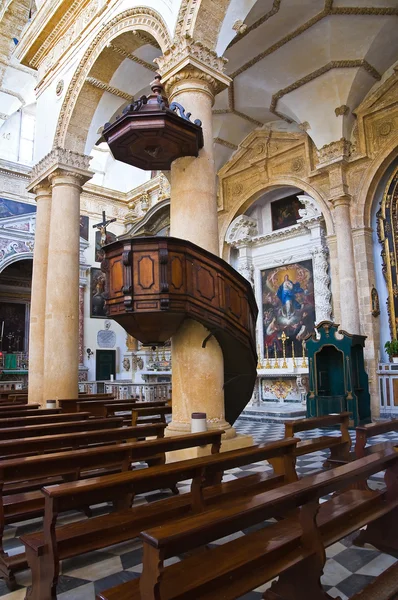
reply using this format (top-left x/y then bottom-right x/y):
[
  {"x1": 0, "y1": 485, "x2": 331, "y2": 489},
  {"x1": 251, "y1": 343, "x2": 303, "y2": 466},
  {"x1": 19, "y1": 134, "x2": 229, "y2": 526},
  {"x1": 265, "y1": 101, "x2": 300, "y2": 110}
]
[
  {"x1": 311, "y1": 246, "x2": 332, "y2": 323},
  {"x1": 27, "y1": 182, "x2": 52, "y2": 405},
  {"x1": 332, "y1": 196, "x2": 361, "y2": 333},
  {"x1": 38, "y1": 150, "x2": 92, "y2": 402},
  {"x1": 158, "y1": 42, "x2": 245, "y2": 442}
]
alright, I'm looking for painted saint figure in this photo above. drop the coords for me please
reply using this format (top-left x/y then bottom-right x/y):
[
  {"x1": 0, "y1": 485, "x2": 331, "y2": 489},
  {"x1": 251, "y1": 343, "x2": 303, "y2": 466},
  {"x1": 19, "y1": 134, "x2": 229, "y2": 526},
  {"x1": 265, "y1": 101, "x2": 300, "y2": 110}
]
[{"x1": 277, "y1": 274, "x2": 304, "y2": 318}]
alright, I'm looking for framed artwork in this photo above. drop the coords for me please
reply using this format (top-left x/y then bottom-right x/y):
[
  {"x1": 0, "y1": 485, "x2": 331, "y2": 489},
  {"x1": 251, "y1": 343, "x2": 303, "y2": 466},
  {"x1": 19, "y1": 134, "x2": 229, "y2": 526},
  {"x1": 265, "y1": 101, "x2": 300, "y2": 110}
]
[
  {"x1": 90, "y1": 267, "x2": 107, "y2": 318},
  {"x1": 0, "y1": 198, "x2": 36, "y2": 219},
  {"x1": 261, "y1": 260, "x2": 315, "y2": 357},
  {"x1": 271, "y1": 195, "x2": 304, "y2": 231},
  {"x1": 80, "y1": 215, "x2": 89, "y2": 241},
  {"x1": 95, "y1": 230, "x2": 116, "y2": 262}
]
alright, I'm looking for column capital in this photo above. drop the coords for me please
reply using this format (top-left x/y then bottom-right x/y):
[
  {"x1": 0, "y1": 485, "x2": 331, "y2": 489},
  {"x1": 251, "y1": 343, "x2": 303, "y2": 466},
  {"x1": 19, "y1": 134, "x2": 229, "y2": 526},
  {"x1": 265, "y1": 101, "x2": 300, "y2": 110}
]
[
  {"x1": 32, "y1": 181, "x2": 52, "y2": 199},
  {"x1": 155, "y1": 35, "x2": 231, "y2": 100},
  {"x1": 28, "y1": 147, "x2": 93, "y2": 192},
  {"x1": 330, "y1": 194, "x2": 352, "y2": 209}
]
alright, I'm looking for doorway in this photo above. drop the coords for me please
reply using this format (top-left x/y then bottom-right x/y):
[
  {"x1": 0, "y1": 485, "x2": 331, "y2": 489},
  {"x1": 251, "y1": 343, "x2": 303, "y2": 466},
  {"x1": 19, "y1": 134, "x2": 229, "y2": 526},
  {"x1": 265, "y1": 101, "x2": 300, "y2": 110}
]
[{"x1": 96, "y1": 349, "x2": 116, "y2": 380}]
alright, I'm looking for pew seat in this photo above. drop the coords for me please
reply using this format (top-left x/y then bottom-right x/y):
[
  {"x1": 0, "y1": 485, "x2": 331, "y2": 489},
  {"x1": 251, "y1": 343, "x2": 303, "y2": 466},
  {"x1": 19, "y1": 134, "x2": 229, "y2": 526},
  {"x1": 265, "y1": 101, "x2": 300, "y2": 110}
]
[{"x1": 97, "y1": 450, "x2": 398, "y2": 600}]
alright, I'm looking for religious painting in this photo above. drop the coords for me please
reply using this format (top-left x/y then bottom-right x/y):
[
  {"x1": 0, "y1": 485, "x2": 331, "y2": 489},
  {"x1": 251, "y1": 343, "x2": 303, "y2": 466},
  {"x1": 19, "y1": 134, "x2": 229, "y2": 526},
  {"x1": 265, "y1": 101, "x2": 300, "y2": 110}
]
[
  {"x1": 90, "y1": 268, "x2": 107, "y2": 318},
  {"x1": 95, "y1": 230, "x2": 116, "y2": 262},
  {"x1": 80, "y1": 215, "x2": 89, "y2": 241},
  {"x1": 261, "y1": 260, "x2": 315, "y2": 358},
  {"x1": 0, "y1": 198, "x2": 36, "y2": 220},
  {"x1": 0, "y1": 302, "x2": 27, "y2": 352},
  {"x1": 271, "y1": 194, "x2": 304, "y2": 231}
]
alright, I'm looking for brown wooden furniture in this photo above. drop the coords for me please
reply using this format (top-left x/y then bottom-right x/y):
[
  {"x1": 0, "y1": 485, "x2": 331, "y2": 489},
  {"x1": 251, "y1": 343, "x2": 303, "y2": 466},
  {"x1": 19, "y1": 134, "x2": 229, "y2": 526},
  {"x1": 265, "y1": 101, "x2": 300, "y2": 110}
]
[
  {"x1": 0, "y1": 412, "x2": 90, "y2": 429},
  {"x1": 97, "y1": 450, "x2": 398, "y2": 600},
  {"x1": 102, "y1": 236, "x2": 258, "y2": 424},
  {"x1": 284, "y1": 411, "x2": 352, "y2": 464},
  {"x1": 58, "y1": 394, "x2": 115, "y2": 413},
  {"x1": 0, "y1": 416, "x2": 123, "y2": 441},
  {"x1": 131, "y1": 405, "x2": 172, "y2": 426},
  {"x1": 74, "y1": 399, "x2": 168, "y2": 418},
  {"x1": 350, "y1": 562, "x2": 398, "y2": 600},
  {"x1": 355, "y1": 419, "x2": 398, "y2": 458},
  {"x1": 22, "y1": 438, "x2": 297, "y2": 600},
  {"x1": 0, "y1": 408, "x2": 61, "y2": 419},
  {"x1": 0, "y1": 403, "x2": 40, "y2": 412},
  {"x1": 0, "y1": 422, "x2": 165, "y2": 459},
  {"x1": 105, "y1": 401, "x2": 169, "y2": 418}
]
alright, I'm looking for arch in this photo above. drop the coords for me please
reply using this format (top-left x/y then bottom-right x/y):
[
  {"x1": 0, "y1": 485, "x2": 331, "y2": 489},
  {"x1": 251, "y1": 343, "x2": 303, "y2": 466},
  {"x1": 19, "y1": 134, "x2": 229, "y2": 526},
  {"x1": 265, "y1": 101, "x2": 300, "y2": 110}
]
[
  {"x1": 0, "y1": 252, "x2": 33, "y2": 274},
  {"x1": 53, "y1": 7, "x2": 172, "y2": 151},
  {"x1": 357, "y1": 132, "x2": 398, "y2": 229},
  {"x1": 219, "y1": 176, "x2": 333, "y2": 255},
  {"x1": 174, "y1": 0, "x2": 230, "y2": 50}
]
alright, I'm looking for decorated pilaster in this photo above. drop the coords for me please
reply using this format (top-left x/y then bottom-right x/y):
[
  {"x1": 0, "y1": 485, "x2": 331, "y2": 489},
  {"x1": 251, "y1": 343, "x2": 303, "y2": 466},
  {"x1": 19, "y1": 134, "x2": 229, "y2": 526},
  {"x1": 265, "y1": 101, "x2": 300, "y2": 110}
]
[
  {"x1": 156, "y1": 39, "x2": 237, "y2": 438},
  {"x1": 318, "y1": 141, "x2": 360, "y2": 334},
  {"x1": 78, "y1": 250, "x2": 89, "y2": 382},
  {"x1": 311, "y1": 246, "x2": 332, "y2": 323},
  {"x1": 26, "y1": 180, "x2": 52, "y2": 406},
  {"x1": 36, "y1": 149, "x2": 93, "y2": 402}
]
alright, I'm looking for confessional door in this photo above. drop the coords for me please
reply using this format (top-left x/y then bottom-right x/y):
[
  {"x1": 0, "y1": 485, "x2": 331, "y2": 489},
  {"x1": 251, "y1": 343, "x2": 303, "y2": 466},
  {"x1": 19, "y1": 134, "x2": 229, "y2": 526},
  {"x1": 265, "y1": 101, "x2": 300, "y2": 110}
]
[{"x1": 96, "y1": 350, "x2": 116, "y2": 381}]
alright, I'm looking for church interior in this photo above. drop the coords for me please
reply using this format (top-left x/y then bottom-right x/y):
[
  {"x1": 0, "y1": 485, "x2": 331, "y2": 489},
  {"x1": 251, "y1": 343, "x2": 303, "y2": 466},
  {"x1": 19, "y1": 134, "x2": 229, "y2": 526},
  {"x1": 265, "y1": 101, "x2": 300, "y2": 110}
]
[{"x1": 0, "y1": 0, "x2": 397, "y2": 598}]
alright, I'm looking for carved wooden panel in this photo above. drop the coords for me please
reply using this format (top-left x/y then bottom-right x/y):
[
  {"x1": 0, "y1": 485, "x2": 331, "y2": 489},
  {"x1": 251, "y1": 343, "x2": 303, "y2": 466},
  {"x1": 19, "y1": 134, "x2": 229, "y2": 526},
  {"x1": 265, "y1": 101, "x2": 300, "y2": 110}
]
[{"x1": 102, "y1": 236, "x2": 258, "y2": 423}]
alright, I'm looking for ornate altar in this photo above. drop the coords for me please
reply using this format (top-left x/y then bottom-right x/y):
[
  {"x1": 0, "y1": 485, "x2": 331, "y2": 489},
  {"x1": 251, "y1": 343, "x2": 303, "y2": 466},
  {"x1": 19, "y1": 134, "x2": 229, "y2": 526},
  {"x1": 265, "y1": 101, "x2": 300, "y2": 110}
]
[{"x1": 306, "y1": 321, "x2": 371, "y2": 426}]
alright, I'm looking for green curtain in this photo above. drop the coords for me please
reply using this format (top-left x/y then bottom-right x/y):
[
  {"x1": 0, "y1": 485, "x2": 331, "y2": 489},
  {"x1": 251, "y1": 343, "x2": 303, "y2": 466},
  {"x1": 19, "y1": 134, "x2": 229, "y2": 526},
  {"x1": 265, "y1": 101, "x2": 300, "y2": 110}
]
[{"x1": 5, "y1": 354, "x2": 17, "y2": 369}]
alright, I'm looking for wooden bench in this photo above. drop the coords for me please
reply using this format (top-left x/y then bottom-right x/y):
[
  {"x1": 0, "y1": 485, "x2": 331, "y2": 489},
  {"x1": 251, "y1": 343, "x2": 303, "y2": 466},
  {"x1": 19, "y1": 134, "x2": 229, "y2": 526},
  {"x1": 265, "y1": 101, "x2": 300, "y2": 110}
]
[
  {"x1": 22, "y1": 438, "x2": 298, "y2": 600},
  {"x1": 355, "y1": 418, "x2": 398, "y2": 458},
  {"x1": 75, "y1": 399, "x2": 168, "y2": 418},
  {"x1": 284, "y1": 411, "x2": 352, "y2": 464},
  {"x1": 0, "y1": 403, "x2": 40, "y2": 412},
  {"x1": 97, "y1": 449, "x2": 398, "y2": 600},
  {"x1": 0, "y1": 407, "x2": 61, "y2": 419},
  {"x1": 131, "y1": 405, "x2": 172, "y2": 426},
  {"x1": 0, "y1": 422, "x2": 166, "y2": 459},
  {"x1": 0, "y1": 412, "x2": 91, "y2": 429},
  {"x1": 0, "y1": 429, "x2": 220, "y2": 588},
  {"x1": 58, "y1": 395, "x2": 115, "y2": 413},
  {"x1": 0, "y1": 416, "x2": 123, "y2": 441}
]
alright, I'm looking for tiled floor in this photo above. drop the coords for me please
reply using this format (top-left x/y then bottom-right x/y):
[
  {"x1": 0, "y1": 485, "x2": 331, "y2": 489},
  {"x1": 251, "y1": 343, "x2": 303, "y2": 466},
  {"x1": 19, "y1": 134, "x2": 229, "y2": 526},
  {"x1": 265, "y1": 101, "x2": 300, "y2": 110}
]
[{"x1": 1, "y1": 419, "x2": 397, "y2": 600}]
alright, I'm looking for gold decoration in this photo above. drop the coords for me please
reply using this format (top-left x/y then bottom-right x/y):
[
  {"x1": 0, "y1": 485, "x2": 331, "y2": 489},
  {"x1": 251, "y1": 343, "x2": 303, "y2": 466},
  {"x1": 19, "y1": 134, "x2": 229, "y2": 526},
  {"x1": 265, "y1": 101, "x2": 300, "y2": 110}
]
[
  {"x1": 273, "y1": 343, "x2": 280, "y2": 369},
  {"x1": 292, "y1": 341, "x2": 297, "y2": 368},
  {"x1": 279, "y1": 331, "x2": 289, "y2": 369},
  {"x1": 257, "y1": 344, "x2": 262, "y2": 370},
  {"x1": 264, "y1": 345, "x2": 272, "y2": 369},
  {"x1": 301, "y1": 340, "x2": 308, "y2": 368}
]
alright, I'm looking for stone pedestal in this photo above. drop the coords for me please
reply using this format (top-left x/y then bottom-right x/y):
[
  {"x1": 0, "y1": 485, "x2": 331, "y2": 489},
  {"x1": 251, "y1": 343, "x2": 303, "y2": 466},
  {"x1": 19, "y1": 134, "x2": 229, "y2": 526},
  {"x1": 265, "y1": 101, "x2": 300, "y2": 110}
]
[{"x1": 27, "y1": 183, "x2": 52, "y2": 406}]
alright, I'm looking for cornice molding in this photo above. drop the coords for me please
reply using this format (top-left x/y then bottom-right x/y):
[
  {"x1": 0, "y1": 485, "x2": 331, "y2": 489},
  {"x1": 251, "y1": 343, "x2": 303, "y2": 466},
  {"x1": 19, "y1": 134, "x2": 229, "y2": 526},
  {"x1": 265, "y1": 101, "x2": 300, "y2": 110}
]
[
  {"x1": 86, "y1": 77, "x2": 131, "y2": 100},
  {"x1": 28, "y1": 147, "x2": 93, "y2": 191},
  {"x1": 228, "y1": 0, "x2": 281, "y2": 49},
  {"x1": 108, "y1": 43, "x2": 157, "y2": 72},
  {"x1": 214, "y1": 137, "x2": 238, "y2": 150}
]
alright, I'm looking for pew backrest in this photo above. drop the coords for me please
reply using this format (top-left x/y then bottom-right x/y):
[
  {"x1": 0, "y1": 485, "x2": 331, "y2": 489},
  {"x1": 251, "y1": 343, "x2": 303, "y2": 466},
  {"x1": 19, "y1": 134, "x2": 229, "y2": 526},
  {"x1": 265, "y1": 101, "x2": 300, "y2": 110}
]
[
  {"x1": 0, "y1": 417, "x2": 123, "y2": 440},
  {"x1": 0, "y1": 412, "x2": 90, "y2": 429},
  {"x1": 355, "y1": 418, "x2": 398, "y2": 458}
]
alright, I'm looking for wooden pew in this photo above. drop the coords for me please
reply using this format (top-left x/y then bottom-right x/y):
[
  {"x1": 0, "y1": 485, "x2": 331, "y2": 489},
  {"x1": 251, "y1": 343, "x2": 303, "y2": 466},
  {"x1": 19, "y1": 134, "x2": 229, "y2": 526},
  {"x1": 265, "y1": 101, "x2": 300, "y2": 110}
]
[
  {"x1": 0, "y1": 412, "x2": 90, "y2": 429},
  {"x1": 0, "y1": 408, "x2": 61, "y2": 419},
  {"x1": 22, "y1": 438, "x2": 298, "y2": 600},
  {"x1": 58, "y1": 395, "x2": 114, "y2": 413},
  {"x1": 75, "y1": 399, "x2": 168, "y2": 418},
  {"x1": 0, "y1": 422, "x2": 166, "y2": 459},
  {"x1": 355, "y1": 418, "x2": 398, "y2": 458},
  {"x1": 97, "y1": 450, "x2": 398, "y2": 600},
  {"x1": 131, "y1": 405, "x2": 172, "y2": 426},
  {"x1": 0, "y1": 416, "x2": 123, "y2": 441},
  {"x1": 0, "y1": 397, "x2": 27, "y2": 405},
  {"x1": 0, "y1": 403, "x2": 40, "y2": 412},
  {"x1": 284, "y1": 411, "x2": 352, "y2": 464},
  {"x1": 0, "y1": 429, "x2": 217, "y2": 588}
]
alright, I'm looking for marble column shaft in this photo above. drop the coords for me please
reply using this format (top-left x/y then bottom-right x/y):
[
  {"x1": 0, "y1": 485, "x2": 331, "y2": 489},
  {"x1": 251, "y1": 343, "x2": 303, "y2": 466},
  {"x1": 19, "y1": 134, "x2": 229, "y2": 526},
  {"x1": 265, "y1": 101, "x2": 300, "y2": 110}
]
[
  {"x1": 333, "y1": 197, "x2": 361, "y2": 334},
  {"x1": 43, "y1": 169, "x2": 91, "y2": 402},
  {"x1": 165, "y1": 69, "x2": 231, "y2": 435},
  {"x1": 28, "y1": 183, "x2": 52, "y2": 406}
]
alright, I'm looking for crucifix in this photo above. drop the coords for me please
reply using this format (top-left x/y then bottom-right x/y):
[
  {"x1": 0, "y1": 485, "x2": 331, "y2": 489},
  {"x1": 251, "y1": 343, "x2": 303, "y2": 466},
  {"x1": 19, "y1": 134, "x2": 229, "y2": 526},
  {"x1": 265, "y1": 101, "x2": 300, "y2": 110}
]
[{"x1": 93, "y1": 211, "x2": 116, "y2": 246}]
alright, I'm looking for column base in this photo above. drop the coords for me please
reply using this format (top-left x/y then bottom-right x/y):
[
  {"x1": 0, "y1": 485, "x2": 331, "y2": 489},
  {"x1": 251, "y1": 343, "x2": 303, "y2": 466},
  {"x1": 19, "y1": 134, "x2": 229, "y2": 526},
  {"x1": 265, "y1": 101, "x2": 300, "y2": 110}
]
[{"x1": 166, "y1": 433, "x2": 254, "y2": 463}]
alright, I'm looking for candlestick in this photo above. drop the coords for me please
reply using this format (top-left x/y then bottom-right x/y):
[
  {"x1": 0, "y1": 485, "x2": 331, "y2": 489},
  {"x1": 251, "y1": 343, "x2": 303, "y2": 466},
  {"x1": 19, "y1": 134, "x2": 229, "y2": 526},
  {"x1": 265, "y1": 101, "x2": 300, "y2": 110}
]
[
  {"x1": 279, "y1": 331, "x2": 288, "y2": 369},
  {"x1": 264, "y1": 344, "x2": 272, "y2": 369},
  {"x1": 292, "y1": 341, "x2": 297, "y2": 368},
  {"x1": 301, "y1": 340, "x2": 308, "y2": 368},
  {"x1": 257, "y1": 344, "x2": 262, "y2": 370},
  {"x1": 273, "y1": 343, "x2": 280, "y2": 369}
]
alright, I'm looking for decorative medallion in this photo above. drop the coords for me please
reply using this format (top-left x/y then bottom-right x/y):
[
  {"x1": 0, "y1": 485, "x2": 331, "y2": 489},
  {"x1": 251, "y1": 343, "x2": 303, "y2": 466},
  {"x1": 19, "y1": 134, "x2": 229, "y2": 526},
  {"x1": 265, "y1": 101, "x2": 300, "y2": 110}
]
[
  {"x1": 377, "y1": 167, "x2": 398, "y2": 337},
  {"x1": 291, "y1": 157, "x2": 304, "y2": 173},
  {"x1": 379, "y1": 122, "x2": 393, "y2": 137},
  {"x1": 56, "y1": 80, "x2": 64, "y2": 97}
]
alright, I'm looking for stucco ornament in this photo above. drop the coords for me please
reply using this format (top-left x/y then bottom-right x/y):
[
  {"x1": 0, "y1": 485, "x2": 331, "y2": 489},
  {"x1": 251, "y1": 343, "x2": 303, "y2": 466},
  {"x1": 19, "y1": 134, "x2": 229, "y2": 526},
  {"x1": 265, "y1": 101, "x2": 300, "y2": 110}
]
[
  {"x1": 226, "y1": 215, "x2": 258, "y2": 245},
  {"x1": 297, "y1": 195, "x2": 321, "y2": 220},
  {"x1": 312, "y1": 246, "x2": 332, "y2": 323}
]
